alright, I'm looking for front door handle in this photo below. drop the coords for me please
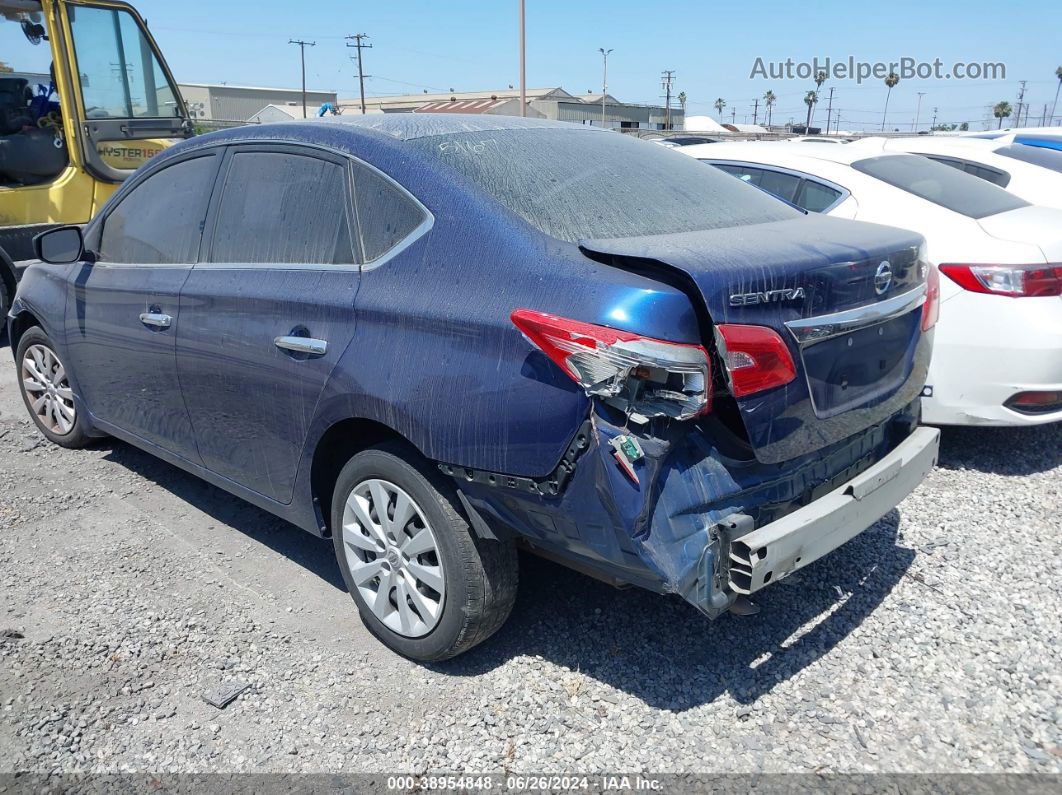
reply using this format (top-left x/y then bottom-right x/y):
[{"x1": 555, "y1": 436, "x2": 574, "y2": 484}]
[
  {"x1": 140, "y1": 312, "x2": 172, "y2": 329},
  {"x1": 274, "y1": 335, "x2": 328, "y2": 356}
]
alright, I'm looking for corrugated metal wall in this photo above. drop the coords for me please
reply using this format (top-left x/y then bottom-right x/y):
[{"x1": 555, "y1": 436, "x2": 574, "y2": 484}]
[{"x1": 180, "y1": 86, "x2": 338, "y2": 120}]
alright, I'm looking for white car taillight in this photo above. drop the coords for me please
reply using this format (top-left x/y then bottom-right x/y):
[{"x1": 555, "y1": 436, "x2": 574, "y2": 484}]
[
  {"x1": 511, "y1": 309, "x2": 712, "y2": 421},
  {"x1": 939, "y1": 263, "x2": 1062, "y2": 297}
]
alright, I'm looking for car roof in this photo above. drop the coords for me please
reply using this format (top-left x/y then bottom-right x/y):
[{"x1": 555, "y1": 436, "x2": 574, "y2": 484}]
[
  {"x1": 269, "y1": 112, "x2": 599, "y2": 142},
  {"x1": 679, "y1": 138, "x2": 895, "y2": 167}
]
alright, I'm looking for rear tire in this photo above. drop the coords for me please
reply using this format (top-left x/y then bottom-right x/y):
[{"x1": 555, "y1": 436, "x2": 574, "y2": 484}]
[
  {"x1": 331, "y1": 442, "x2": 518, "y2": 661},
  {"x1": 15, "y1": 327, "x2": 92, "y2": 449}
]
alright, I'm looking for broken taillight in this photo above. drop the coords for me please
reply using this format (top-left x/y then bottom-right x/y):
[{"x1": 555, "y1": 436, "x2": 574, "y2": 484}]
[
  {"x1": 715, "y1": 324, "x2": 797, "y2": 398},
  {"x1": 939, "y1": 262, "x2": 1062, "y2": 297},
  {"x1": 510, "y1": 309, "x2": 712, "y2": 421}
]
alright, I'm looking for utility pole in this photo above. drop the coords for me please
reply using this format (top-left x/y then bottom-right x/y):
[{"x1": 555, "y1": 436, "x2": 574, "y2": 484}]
[
  {"x1": 825, "y1": 86, "x2": 835, "y2": 135},
  {"x1": 518, "y1": 0, "x2": 526, "y2": 116},
  {"x1": 752, "y1": 98, "x2": 759, "y2": 126},
  {"x1": 288, "y1": 39, "x2": 315, "y2": 118},
  {"x1": 1042, "y1": 103, "x2": 1049, "y2": 126},
  {"x1": 914, "y1": 91, "x2": 926, "y2": 131},
  {"x1": 931, "y1": 107, "x2": 938, "y2": 129},
  {"x1": 1016, "y1": 80, "x2": 1027, "y2": 129},
  {"x1": 660, "y1": 70, "x2": 675, "y2": 130},
  {"x1": 345, "y1": 34, "x2": 373, "y2": 114},
  {"x1": 598, "y1": 48, "x2": 613, "y2": 126}
]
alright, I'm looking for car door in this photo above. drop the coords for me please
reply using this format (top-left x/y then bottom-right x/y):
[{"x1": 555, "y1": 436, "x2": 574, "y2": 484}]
[
  {"x1": 64, "y1": 152, "x2": 220, "y2": 462},
  {"x1": 174, "y1": 145, "x2": 388, "y2": 503}
]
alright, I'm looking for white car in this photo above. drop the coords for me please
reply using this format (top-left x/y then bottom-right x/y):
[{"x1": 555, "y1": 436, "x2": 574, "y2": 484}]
[
  {"x1": 679, "y1": 139, "x2": 1062, "y2": 427},
  {"x1": 879, "y1": 135, "x2": 1062, "y2": 210}
]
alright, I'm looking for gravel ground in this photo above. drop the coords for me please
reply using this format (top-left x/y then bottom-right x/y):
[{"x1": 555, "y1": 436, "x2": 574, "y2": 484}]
[{"x1": 0, "y1": 338, "x2": 1059, "y2": 776}]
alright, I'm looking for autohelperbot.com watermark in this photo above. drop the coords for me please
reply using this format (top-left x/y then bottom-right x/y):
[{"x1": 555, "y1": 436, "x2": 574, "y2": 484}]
[{"x1": 750, "y1": 56, "x2": 1006, "y2": 83}]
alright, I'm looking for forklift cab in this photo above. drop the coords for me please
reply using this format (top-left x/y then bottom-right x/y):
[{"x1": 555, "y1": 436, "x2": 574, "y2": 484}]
[{"x1": 0, "y1": 0, "x2": 191, "y2": 317}]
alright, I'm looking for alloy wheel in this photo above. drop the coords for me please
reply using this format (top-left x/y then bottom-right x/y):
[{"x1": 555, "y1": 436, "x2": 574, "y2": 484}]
[
  {"x1": 21, "y1": 344, "x2": 76, "y2": 436},
  {"x1": 341, "y1": 478, "x2": 446, "y2": 637}
]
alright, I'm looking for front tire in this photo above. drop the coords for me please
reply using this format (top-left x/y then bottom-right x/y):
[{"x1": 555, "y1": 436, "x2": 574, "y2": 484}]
[
  {"x1": 331, "y1": 443, "x2": 518, "y2": 661},
  {"x1": 16, "y1": 327, "x2": 92, "y2": 449}
]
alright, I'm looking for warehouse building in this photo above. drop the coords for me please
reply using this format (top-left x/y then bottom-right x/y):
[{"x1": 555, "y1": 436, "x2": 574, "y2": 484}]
[
  {"x1": 179, "y1": 83, "x2": 338, "y2": 121},
  {"x1": 340, "y1": 87, "x2": 682, "y2": 130}
]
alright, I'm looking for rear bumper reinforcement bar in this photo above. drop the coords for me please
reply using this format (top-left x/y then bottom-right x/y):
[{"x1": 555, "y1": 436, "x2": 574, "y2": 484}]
[{"x1": 728, "y1": 425, "x2": 940, "y2": 594}]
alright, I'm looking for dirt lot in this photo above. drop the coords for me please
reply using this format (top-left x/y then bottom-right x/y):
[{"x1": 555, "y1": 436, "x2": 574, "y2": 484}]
[{"x1": 0, "y1": 335, "x2": 1059, "y2": 775}]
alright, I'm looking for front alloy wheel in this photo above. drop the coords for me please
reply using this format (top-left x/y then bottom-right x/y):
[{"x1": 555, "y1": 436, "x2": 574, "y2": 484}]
[
  {"x1": 21, "y1": 343, "x2": 76, "y2": 435},
  {"x1": 341, "y1": 478, "x2": 446, "y2": 637}
]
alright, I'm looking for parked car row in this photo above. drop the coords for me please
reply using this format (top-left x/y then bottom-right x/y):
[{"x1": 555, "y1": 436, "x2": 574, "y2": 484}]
[
  {"x1": 680, "y1": 136, "x2": 1062, "y2": 427},
  {"x1": 10, "y1": 114, "x2": 1034, "y2": 663}
]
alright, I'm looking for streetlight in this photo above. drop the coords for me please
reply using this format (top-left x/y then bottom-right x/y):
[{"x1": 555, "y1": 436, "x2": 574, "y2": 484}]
[
  {"x1": 599, "y1": 48, "x2": 613, "y2": 127},
  {"x1": 518, "y1": 0, "x2": 526, "y2": 116}
]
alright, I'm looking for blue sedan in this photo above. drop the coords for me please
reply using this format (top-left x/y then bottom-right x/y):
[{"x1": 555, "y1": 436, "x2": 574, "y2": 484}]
[{"x1": 11, "y1": 115, "x2": 938, "y2": 659}]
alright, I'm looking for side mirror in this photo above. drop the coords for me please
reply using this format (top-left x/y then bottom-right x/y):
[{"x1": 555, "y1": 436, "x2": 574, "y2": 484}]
[{"x1": 34, "y1": 225, "x2": 85, "y2": 265}]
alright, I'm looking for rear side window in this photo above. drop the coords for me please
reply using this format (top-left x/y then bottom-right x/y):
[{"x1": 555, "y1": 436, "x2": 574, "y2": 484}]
[
  {"x1": 351, "y1": 163, "x2": 426, "y2": 262},
  {"x1": 921, "y1": 154, "x2": 1010, "y2": 187},
  {"x1": 100, "y1": 155, "x2": 217, "y2": 264},
  {"x1": 796, "y1": 180, "x2": 843, "y2": 213},
  {"x1": 209, "y1": 151, "x2": 355, "y2": 265},
  {"x1": 852, "y1": 154, "x2": 1027, "y2": 218}
]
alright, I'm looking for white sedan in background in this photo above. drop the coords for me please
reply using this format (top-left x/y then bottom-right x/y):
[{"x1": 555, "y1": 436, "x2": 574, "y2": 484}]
[
  {"x1": 880, "y1": 135, "x2": 1062, "y2": 210},
  {"x1": 680, "y1": 139, "x2": 1062, "y2": 427}
]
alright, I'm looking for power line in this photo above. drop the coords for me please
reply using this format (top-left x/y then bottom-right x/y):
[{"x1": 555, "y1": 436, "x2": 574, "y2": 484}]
[
  {"x1": 345, "y1": 34, "x2": 373, "y2": 114},
  {"x1": 287, "y1": 39, "x2": 316, "y2": 118}
]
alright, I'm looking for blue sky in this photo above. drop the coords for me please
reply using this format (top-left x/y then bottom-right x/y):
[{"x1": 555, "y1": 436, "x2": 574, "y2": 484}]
[{"x1": 7, "y1": 0, "x2": 1061, "y2": 130}]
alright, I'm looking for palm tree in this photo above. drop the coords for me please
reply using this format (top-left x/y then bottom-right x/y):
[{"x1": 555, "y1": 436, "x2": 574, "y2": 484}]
[
  {"x1": 804, "y1": 90, "x2": 818, "y2": 131},
  {"x1": 993, "y1": 100, "x2": 1013, "y2": 129},
  {"x1": 763, "y1": 90, "x2": 776, "y2": 127},
  {"x1": 1053, "y1": 66, "x2": 1062, "y2": 125},
  {"x1": 714, "y1": 97, "x2": 726, "y2": 120},
  {"x1": 881, "y1": 72, "x2": 899, "y2": 131},
  {"x1": 677, "y1": 91, "x2": 687, "y2": 118}
]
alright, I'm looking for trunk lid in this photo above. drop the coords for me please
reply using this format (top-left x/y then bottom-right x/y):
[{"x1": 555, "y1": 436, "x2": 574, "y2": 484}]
[{"x1": 581, "y1": 214, "x2": 932, "y2": 463}]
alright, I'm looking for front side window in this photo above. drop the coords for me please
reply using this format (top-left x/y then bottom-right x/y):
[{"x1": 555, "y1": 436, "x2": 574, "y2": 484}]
[
  {"x1": 408, "y1": 129, "x2": 797, "y2": 243},
  {"x1": 351, "y1": 163, "x2": 426, "y2": 262},
  {"x1": 100, "y1": 155, "x2": 217, "y2": 264},
  {"x1": 852, "y1": 154, "x2": 1027, "y2": 219},
  {"x1": 209, "y1": 151, "x2": 355, "y2": 265},
  {"x1": 68, "y1": 4, "x2": 178, "y2": 119}
]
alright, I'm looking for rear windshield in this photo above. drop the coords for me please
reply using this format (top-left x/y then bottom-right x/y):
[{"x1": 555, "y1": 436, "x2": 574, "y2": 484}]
[
  {"x1": 995, "y1": 144, "x2": 1062, "y2": 174},
  {"x1": 851, "y1": 154, "x2": 1027, "y2": 218},
  {"x1": 407, "y1": 128, "x2": 797, "y2": 242}
]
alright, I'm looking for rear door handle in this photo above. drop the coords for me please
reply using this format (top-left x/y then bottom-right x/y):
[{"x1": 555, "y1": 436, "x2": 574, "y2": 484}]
[
  {"x1": 139, "y1": 312, "x2": 172, "y2": 329},
  {"x1": 274, "y1": 335, "x2": 328, "y2": 356}
]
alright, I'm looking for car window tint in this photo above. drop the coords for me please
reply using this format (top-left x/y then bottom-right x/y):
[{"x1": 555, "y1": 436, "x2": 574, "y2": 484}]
[
  {"x1": 852, "y1": 154, "x2": 1027, "y2": 219},
  {"x1": 100, "y1": 155, "x2": 217, "y2": 264},
  {"x1": 755, "y1": 169, "x2": 802, "y2": 203},
  {"x1": 964, "y1": 162, "x2": 1010, "y2": 187},
  {"x1": 924, "y1": 155, "x2": 964, "y2": 172},
  {"x1": 210, "y1": 151, "x2": 355, "y2": 265},
  {"x1": 409, "y1": 130, "x2": 797, "y2": 242},
  {"x1": 797, "y1": 180, "x2": 843, "y2": 213},
  {"x1": 351, "y1": 163, "x2": 426, "y2": 262},
  {"x1": 710, "y1": 162, "x2": 762, "y2": 184}
]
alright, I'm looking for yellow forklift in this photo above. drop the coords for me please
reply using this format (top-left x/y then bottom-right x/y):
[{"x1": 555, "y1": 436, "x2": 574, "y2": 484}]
[{"x1": 0, "y1": 0, "x2": 191, "y2": 323}]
